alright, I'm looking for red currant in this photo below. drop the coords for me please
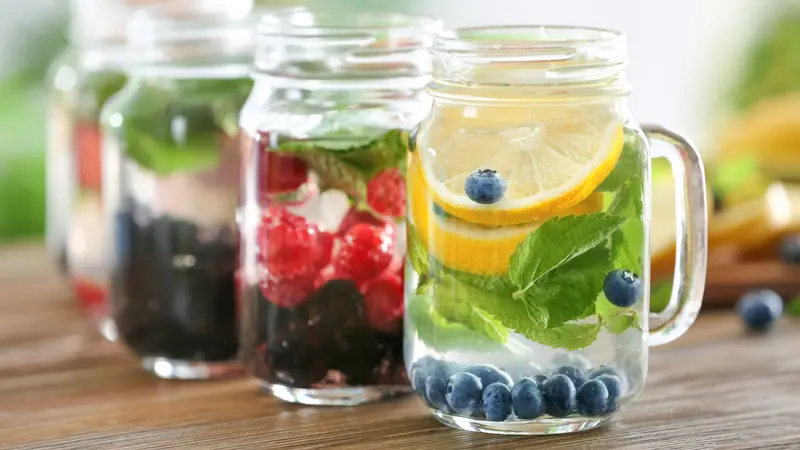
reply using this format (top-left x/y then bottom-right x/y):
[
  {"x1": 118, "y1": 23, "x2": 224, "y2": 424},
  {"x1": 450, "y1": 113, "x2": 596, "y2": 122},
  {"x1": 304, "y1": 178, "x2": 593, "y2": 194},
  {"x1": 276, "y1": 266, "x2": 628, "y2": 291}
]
[
  {"x1": 332, "y1": 223, "x2": 394, "y2": 285},
  {"x1": 258, "y1": 207, "x2": 332, "y2": 279},
  {"x1": 260, "y1": 272, "x2": 315, "y2": 308},
  {"x1": 363, "y1": 272, "x2": 404, "y2": 333},
  {"x1": 367, "y1": 168, "x2": 406, "y2": 218}
]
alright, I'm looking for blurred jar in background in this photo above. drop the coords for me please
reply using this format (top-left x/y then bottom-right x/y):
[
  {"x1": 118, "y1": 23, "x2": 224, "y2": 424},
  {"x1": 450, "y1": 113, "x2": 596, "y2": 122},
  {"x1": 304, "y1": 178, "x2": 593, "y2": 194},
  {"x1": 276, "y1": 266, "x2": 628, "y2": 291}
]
[
  {"x1": 46, "y1": 0, "x2": 144, "y2": 336},
  {"x1": 238, "y1": 9, "x2": 439, "y2": 405},
  {"x1": 102, "y1": 1, "x2": 255, "y2": 379}
]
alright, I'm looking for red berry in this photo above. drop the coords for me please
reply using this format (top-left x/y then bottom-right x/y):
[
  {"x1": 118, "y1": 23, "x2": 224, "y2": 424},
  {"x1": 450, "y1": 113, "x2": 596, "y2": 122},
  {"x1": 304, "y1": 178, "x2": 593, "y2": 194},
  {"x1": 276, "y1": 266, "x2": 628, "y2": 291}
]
[
  {"x1": 260, "y1": 272, "x2": 315, "y2": 308},
  {"x1": 256, "y1": 132, "x2": 308, "y2": 193},
  {"x1": 75, "y1": 122, "x2": 103, "y2": 192},
  {"x1": 258, "y1": 207, "x2": 332, "y2": 278},
  {"x1": 337, "y1": 207, "x2": 392, "y2": 237},
  {"x1": 333, "y1": 224, "x2": 394, "y2": 285},
  {"x1": 363, "y1": 272, "x2": 404, "y2": 333},
  {"x1": 367, "y1": 168, "x2": 406, "y2": 218},
  {"x1": 73, "y1": 278, "x2": 106, "y2": 316}
]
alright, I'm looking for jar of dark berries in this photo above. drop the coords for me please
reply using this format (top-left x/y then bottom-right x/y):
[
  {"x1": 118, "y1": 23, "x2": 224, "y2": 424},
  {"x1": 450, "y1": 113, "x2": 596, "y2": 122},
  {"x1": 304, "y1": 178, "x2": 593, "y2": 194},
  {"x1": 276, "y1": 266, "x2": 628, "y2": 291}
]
[
  {"x1": 102, "y1": 3, "x2": 256, "y2": 379},
  {"x1": 238, "y1": 10, "x2": 440, "y2": 405}
]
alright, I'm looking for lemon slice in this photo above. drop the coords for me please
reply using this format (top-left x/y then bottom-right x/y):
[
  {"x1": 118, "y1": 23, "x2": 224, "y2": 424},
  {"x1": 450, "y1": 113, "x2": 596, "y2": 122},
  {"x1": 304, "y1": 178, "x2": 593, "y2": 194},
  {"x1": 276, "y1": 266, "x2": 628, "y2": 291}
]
[{"x1": 419, "y1": 104, "x2": 624, "y2": 226}]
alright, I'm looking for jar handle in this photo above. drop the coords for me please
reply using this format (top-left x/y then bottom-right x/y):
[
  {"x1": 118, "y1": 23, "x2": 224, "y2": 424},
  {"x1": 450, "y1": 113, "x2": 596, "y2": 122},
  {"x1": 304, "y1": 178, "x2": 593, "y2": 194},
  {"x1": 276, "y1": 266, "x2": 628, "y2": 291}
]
[{"x1": 643, "y1": 124, "x2": 708, "y2": 347}]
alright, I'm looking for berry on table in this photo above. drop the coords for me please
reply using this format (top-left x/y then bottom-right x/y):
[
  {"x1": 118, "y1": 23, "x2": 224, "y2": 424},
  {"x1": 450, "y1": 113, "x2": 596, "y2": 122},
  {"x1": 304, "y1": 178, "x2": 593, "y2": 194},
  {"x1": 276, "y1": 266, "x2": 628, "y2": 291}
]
[
  {"x1": 482, "y1": 382, "x2": 513, "y2": 421},
  {"x1": 556, "y1": 365, "x2": 587, "y2": 389},
  {"x1": 446, "y1": 372, "x2": 483, "y2": 416},
  {"x1": 779, "y1": 235, "x2": 800, "y2": 265},
  {"x1": 595, "y1": 374, "x2": 623, "y2": 414},
  {"x1": 367, "y1": 168, "x2": 406, "y2": 218},
  {"x1": 511, "y1": 377, "x2": 544, "y2": 420},
  {"x1": 332, "y1": 223, "x2": 394, "y2": 285},
  {"x1": 362, "y1": 272, "x2": 404, "y2": 333},
  {"x1": 575, "y1": 379, "x2": 609, "y2": 417},
  {"x1": 425, "y1": 377, "x2": 451, "y2": 413},
  {"x1": 465, "y1": 365, "x2": 513, "y2": 388},
  {"x1": 737, "y1": 289, "x2": 783, "y2": 332},
  {"x1": 464, "y1": 169, "x2": 507, "y2": 205},
  {"x1": 542, "y1": 374, "x2": 576, "y2": 418},
  {"x1": 603, "y1": 269, "x2": 643, "y2": 307}
]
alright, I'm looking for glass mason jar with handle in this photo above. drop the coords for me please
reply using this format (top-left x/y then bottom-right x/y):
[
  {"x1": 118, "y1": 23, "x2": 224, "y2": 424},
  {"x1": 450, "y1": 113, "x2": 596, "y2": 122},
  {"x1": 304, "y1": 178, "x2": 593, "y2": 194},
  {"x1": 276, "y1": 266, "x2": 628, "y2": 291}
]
[
  {"x1": 102, "y1": 2, "x2": 256, "y2": 380},
  {"x1": 238, "y1": 10, "x2": 440, "y2": 405},
  {"x1": 404, "y1": 26, "x2": 708, "y2": 434}
]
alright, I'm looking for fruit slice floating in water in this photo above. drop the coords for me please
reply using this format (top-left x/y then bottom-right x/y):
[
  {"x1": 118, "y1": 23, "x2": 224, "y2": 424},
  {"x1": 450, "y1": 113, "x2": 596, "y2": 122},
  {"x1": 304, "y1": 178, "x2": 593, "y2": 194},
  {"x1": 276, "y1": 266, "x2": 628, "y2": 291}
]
[{"x1": 419, "y1": 105, "x2": 624, "y2": 226}]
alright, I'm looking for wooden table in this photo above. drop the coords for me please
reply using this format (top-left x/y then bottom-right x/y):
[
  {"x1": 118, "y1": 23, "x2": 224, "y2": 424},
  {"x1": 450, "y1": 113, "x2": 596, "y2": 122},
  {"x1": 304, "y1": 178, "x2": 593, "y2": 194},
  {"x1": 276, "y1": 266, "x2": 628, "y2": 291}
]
[{"x1": 2, "y1": 243, "x2": 799, "y2": 449}]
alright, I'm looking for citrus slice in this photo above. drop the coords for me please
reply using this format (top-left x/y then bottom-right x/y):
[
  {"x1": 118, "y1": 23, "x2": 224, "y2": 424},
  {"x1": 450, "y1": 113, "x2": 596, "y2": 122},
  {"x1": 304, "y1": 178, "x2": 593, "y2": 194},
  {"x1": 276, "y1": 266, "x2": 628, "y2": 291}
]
[{"x1": 419, "y1": 104, "x2": 624, "y2": 226}]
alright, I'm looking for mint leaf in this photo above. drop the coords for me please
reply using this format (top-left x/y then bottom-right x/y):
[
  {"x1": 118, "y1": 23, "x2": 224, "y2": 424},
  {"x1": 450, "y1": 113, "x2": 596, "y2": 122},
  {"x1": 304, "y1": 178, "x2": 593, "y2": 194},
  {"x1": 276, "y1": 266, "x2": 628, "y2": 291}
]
[
  {"x1": 608, "y1": 175, "x2": 644, "y2": 217},
  {"x1": 650, "y1": 280, "x2": 672, "y2": 313},
  {"x1": 407, "y1": 225, "x2": 430, "y2": 276},
  {"x1": 408, "y1": 291, "x2": 503, "y2": 351},
  {"x1": 523, "y1": 246, "x2": 611, "y2": 328},
  {"x1": 446, "y1": 268, "x2": 515, "y2": 295},
  {"x1": 596, "y1": 295, "x2": 642, "y2": 334},
  {"x1": 609, "y1": 174, "x2": 644, "y2": 274},
  {"x1": 596, "y1": 130, "x2": 645, "y2": 192},
  {"x1": 526, "y1": 322, "x2": 602, "y2": 351},
  {"x1": 125, "y1": 132, "x2": 221, "y2": 174},
  {"x1": 298, "y1": 151, "x2": 368, "y2": 200},
  {"x1": 509, "y1": 213, "x2": 625, "y2": 292},
  {"x1": 431, "y1": 276, "x2": 512, "y2": 343}
]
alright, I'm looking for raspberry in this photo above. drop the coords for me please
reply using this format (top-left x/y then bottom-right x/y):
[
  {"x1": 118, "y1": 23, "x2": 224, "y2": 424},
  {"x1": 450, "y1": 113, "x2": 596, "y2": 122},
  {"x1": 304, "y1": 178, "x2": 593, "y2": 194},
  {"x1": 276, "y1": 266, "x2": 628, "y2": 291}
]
[
  {"x1": 258, "y1": 207, "x2": 332, "y2": 278},
  {"x1": 260, "y1": 272, "x2": 315, "y2": 308},
  {"x1": 332, "y1": 223, "x2": 394, "y2": 285},
  {"x1": 256, "y1": 131, "x2": 308, "y2": 193},
  {"x1": 367, "y1": 168, "x2": 406, "y2": 218},
  {"x1": 363, "y1": 272, "x2": 404, "y2": 333},
  {"x1": 337, "y1": 207, "x2": 393, "y2": 237}
]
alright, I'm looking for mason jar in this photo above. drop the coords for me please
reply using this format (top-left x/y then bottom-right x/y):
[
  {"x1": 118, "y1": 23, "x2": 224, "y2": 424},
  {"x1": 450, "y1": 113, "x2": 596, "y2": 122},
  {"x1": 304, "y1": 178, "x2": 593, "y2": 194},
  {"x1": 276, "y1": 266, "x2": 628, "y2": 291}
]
[
  {"x1": 404, "y1": 26, "x2": 708, "y2": 434},
  {"x1": 102, "y1": 4, "x2": 255, "y2": 379},
  {"x1": 239, "y1": 10, "x2": 440, "y2": 405},
  {"x1": 46, "y1": 0, "x2": 131, "y2": 333}
]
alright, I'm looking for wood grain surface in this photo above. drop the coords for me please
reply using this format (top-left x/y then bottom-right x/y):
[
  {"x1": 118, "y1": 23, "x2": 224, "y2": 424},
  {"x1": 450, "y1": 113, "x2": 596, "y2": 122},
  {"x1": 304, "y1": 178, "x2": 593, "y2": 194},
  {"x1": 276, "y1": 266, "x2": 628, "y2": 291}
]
[{"x1": 1, "y1": 243, "x2": 800, "y2": 450}]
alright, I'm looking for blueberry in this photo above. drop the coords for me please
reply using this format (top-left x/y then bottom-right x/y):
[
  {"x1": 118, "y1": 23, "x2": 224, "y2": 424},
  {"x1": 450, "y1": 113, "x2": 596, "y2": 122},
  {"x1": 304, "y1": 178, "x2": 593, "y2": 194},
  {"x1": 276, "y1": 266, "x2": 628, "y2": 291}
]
[
  {"x1": 552, "y1": 353, "x2": 592, "y2": 372},
  {"x1": 588, "y1": 365, "x2": 626, "y2": 390},
  {"x1": 411, "y1": 368, "x2": 428, "y2": 393},
  {"x1": 428, "y1": 359, "x2": 456, "y2": 381},
  {"x1": 412, "y1": 355, "x2": 436, "y2": 373},
  {"x1": 425, "y1": 377, "x2": 451, "y2": 413},
  {"x1": 482, "y1": 382, "x2": 513, "y2": 421},
  {"x1": 737, "y1": 289, "x2": 783, "y2": 332},
  {"x1": 464, "y1": 169, "x2": 507, "y2": 205},
  {"x1": 595, "y1": 374, "x2": 623, "y2": 414},
  {"x1": 511, "y1": 377, "x2": 544, "y2": 419},
  {"x1": 533, "y1": 374, "x2": 548, "y2": 387},
  {"x1": 576, "y1": 379, "x2": 609, "y2": 416},
  {"x1": 780, "y1": 235, "x2": 800, "y2": 265},
  {"x1": 603, "y1": 269, "x2": 643, "y2": 307},
  {"x1": 465, "y1": 365, "x2": 513, "y2": 388},
  {"x1": 556, "y1": 365, "x2": 587, "y2": 388},
  {"x1": 541, "y1": 374, "x2": 576, "y2": 418},
  {"x1": 446, "y1": 372, "x2": 483, "y2": 416}
]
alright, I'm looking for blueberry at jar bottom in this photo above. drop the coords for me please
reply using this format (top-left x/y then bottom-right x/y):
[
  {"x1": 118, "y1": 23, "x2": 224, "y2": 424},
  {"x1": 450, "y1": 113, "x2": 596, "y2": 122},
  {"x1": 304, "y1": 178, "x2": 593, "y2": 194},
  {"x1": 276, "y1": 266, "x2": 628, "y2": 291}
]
[
  {"x1": 245, "y1": 280, "x2": 412, "y2": 406},
  {"x1": 410, "y1": 358, "x2": 630, "y2": 435},
  {"x1": 112, "y1": 208, "x2": 242, "y2": 380}
]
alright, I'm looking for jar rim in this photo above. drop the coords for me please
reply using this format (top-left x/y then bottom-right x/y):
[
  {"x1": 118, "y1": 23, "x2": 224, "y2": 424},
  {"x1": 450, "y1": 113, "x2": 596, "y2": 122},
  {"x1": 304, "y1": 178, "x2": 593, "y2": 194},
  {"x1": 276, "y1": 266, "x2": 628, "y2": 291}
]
[{"x1": 258, "y1": 9, "x2": 441, "y2": 38}]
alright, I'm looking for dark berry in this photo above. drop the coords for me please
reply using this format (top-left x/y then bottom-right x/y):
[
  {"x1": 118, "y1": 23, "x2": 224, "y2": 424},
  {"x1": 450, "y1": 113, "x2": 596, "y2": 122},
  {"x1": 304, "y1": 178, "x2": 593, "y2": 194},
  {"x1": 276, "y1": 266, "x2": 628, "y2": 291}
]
[
  {"x1": 425, "y1": 377, "x2": 450, "y2": 412},
  {"x1": 595, "y1": 374, "x2": 623, "y2": 414},
  {"x1": 446, "y1": 372, "x2": 483, "y2": 416},
  {"x1": 465, "y1": 365, "x2": 513, "y2": 388},
  {"x1": 258, "y1": 150, "x2": 308, "y2": 193},
  {"x1": 482, "y1": 382, "x2": 513, "y2": 421},
  {"x1": 333, "y1": 223, "x2": 394, "y2": 285},
  {"x1": 337, "y1": 207, "x2": 391, "y2": 236},
  {"x1": 411, "y1": 355, "x2": 437, "y2": 375},
  {"x1": 589, "y1": 365, "x2": 627, "y2": 392},
  {"x1": 367, "y1": 168, "x2": 406, "y2": 218},
  {"x1": 464, "y1": 169, "x2": 507, "y2": 205},
  {"x1": 362, "y1": 272, "x2": 404, "y2": 333},
  {"x1": 737, "y1": 289, "x2": 783, "y2": 332},
  {"x1": 542, "y1": 374, "x2": 576, "y2": 418},
  {"x1": 576, "y1": 379, "x2": 609, "y2": 416},
  {"x1": 780, "y1": 235, "x2": 800, "y2": 265},
  {"x1": 511, "y1": 377, "x2": 544, "y2": 419},
  {"x1": 428, "y1": 359, "x2": 457, "y2": 381},
  {"x1": 556, "y1": 365, "x2": 587, "y2": 388},
  {"x1": 603, "y1": 269, "x2": 643, "y2": 307},
  {"x1": 258, "y1": 207, "x2": 330, "y2": 278},
  {"x1": 533, "y1": 374, "x2": 548, "y2": 387}
]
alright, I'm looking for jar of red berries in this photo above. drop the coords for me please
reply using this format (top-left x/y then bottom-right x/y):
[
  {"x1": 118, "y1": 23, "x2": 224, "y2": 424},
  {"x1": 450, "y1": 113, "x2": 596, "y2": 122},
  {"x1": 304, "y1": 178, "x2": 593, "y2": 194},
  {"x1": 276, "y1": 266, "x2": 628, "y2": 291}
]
[{"x1": 238, "y1": 9, "x2": 439, "y2": 405}]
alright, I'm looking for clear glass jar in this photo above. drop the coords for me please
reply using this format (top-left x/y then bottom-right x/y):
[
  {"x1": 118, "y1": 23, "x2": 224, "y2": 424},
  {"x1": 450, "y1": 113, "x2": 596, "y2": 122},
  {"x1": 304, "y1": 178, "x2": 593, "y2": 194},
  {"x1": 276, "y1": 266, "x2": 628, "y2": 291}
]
[
  {"x1": 405, "y1": 26, "x2": 708, "y2": 434},
  {"x1": 239, "y1": 10, "x2": 440, "y2": 405},
  {"x1": 46, "y1": 0, "x2": 132, "y2": 332},
  {"x1": 102, "y1": 4, "x2": 256, "y2": 379}
]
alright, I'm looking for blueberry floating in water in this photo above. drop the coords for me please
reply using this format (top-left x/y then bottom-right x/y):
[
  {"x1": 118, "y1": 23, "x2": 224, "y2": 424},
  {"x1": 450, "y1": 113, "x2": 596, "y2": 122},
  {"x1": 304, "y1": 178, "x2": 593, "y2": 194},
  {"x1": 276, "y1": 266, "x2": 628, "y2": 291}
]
[
  {"x1": 737, "y1": 289, "x2": 783, "y2": 332},
  {"x1": 482, "y1": 382, "x2": 513, "y2": 421},
  {"x1": 603, "y1": 269, "x2": 643, "y2": 307},
  {"x1": 595, "y1": 374, "x2": 623, "y2": 414},
  {"x1": 446, "y1": 372, "x2": 484, "y2": 416},
  {"x1": 780, "y1": 235, "x2": 800, "y2": 265},
  {"x1": 511, "y1": 377, "x2": 544, "y2": 420},
  {"x1": 556, "y1": 365, "x2": 587, "y2": 388},
  {"x1": 425, "y1": 377, "x2": 451, "y2": 413},
  {"x1": 576, "y1": 379, "x2": 609, "y2": 416},
  {"x1": 542, "y1": 374, "x2": 576, "y2": 418},
  {"x1": 465, "y1": 365, "x2": 513, "y2": 388},
  {"x1": 464, "y1": 169, "x2": 507, "y2": 205}
]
